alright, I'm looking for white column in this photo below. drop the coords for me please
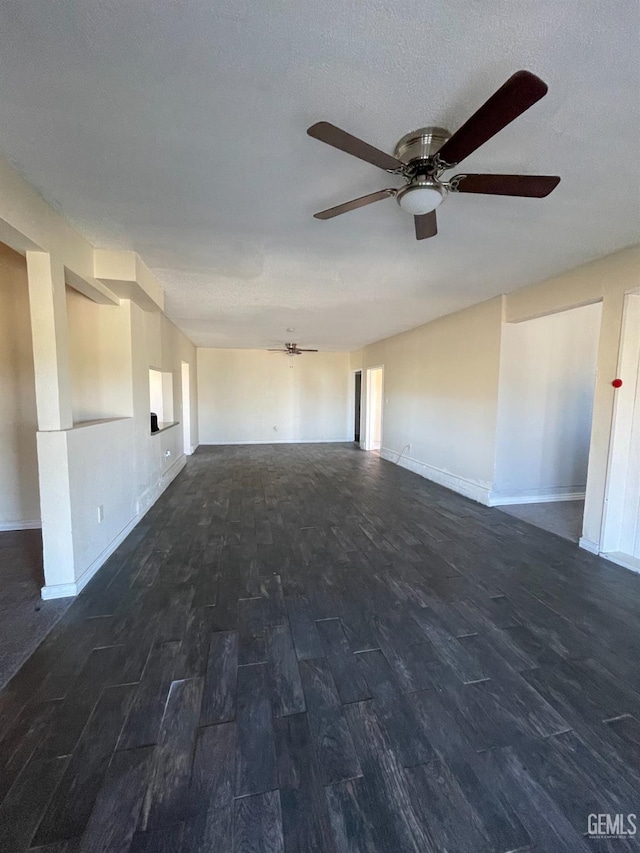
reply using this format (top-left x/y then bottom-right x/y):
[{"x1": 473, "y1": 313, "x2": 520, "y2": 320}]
[
  {"x1": 37, "y1": 431, "x2": 76, "y2": 596},
  {"x1": 26, "y1": 251, "x2": 73, "y2": 431},
  {"x1": 26, "y1": 251, "x2": 76, "y2": 595}
]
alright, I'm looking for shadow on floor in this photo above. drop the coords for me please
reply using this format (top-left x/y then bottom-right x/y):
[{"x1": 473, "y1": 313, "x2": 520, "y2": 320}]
[
  {"x1": 0, "y1": 529, "x2": 70, "y2": 691},
  {"x1": 498, "y1": 499, "x2": 585, "y2": 543}
]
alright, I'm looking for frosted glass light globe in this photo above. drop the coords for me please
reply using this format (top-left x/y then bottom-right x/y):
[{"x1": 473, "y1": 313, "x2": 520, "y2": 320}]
[{"x1": 397, "y1": 185, "x2": 444, "y2": 215}]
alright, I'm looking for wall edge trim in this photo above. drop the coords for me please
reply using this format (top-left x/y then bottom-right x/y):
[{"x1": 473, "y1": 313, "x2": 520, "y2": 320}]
[
  {"x1": 601, "y1": 551, "x2": 640, "y2": 575},
  {"x1": 41, "y1": 582, "x2": 77, "y2": 600},
  {"x1": 0, "y1": 520, "x2": 41, "y2": 531},
  {"x1": 487, "y1": 490, "x2": 586, "y2": 507},
  {"x1": 380, "y1": 447, "x2": 491, "y2": 505},
  {"x1": 199, "y1": 438, "x2": 353, "y2": 445},
  {"x1": 578, "y1": 536, "x2": 600, "y2": 554}
]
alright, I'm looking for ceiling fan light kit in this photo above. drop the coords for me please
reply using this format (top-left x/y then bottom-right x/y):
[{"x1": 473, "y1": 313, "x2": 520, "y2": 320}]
[
  {"x1": 396, "y1": 178, "x2": 446, "y2": 215},
  {"x1": 307, "y1": 70, "x2": 560, "y2": 240}
]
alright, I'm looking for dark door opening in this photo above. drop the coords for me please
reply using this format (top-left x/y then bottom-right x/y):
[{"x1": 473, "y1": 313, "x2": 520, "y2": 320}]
[{"x1": 354, "y1": 371, "x2": 362, "y2": 443}]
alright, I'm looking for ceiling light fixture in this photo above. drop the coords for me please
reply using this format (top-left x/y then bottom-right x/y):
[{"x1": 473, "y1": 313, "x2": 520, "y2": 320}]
[{"x1": 396, "y1": 180, "x2": 446, "y2": 216}]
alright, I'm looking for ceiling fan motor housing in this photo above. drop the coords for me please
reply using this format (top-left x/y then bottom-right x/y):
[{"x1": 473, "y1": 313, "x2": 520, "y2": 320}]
[{"x1": 393, "y1": 127, "x2": 452, "y2": 168}]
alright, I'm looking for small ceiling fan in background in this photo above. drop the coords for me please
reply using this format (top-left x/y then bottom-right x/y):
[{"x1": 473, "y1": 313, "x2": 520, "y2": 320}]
[
  {"x1": 307, "y1": 70, "x2": 560, "y2": 240},
  {"x1": 268, "y1": 342, "x2": 319, "y2": 356}
]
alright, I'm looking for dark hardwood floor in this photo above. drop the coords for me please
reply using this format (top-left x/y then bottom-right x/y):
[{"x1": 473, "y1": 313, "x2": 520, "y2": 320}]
[
  {"x1": 0, "y1": 530, "x2": 70, "y2": 692},
  {"x1": 1, "y1": 443, "x2": 639, "y2": 852}
]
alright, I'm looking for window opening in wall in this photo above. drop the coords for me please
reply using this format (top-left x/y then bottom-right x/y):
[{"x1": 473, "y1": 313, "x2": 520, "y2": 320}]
[{"x1": 149, "y1": 367, "x2": 174, "y2": 433}]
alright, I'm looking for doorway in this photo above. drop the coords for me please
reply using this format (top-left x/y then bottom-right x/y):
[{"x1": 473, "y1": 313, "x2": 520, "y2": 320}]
[
  {"x1": 181, "y1": 362, "x2": 191, "y2": 455},
  {"x1": 354, "y1": 371, "x2": 362, "y2": 443},
  {"x1": 492, "y1": 303, "x2": 602, "y2": 542},
  {"x1": 365, "y1": 366, "x2": 383, "y2": 453},
  {"x1": 600, "y1": 291, "x2": 640, "y2": 570}
]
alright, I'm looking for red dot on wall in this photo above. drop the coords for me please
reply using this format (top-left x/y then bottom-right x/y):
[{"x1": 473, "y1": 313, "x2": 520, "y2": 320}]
[{"x1": 612, "y1": 378, "x2": 623, "y2": 388}]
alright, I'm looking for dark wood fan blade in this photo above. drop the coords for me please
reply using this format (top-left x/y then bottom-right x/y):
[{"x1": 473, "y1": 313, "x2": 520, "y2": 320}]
[
  {"x1": 314, "y1": 189, "x2": 395, "y2": 220},
  {"x1": 307, "y1": 122, "x2": 404, "y2": 172},
  {"x1": 454, "y1": 174, "x2": 560, "y2": 197},
  {"x1": 437, "y1": 71, "x2": 548, "y2": 166},
  {"x1": 414, "y1": 210, "x2": 437, "y2": 240},
  {"x1": 297, "y1": 349, "x2": 319, "y2": 352},
  {"x1": 267, "y1": 349, "x2": 287, "y2": 352}
]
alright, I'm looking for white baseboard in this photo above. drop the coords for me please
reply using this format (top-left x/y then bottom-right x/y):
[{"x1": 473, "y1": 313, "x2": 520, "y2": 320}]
[
  {"x1": 41, "y1": 454, "x2": 187, "y2": 600},
  {"x1": 136, "y1": 455, "x2": 186, "y2": 517},
  {"x1": 579, "y1": 536, "x2": 600, "y2": 554},
  {"x1": 380, "y1": 447, "x2": 491, "y2": 505},
  {"x1": 190, "y1": 443, "x2": 199, "y2": 454},
  {"x1": 577, "y1": 541, "x2": 640, "y2": 575},
  {"x1": 41, "y1": 582, "x2": 78, "y2": 600},
  {"x1": 601, "y1": 551, "x2": 640, "y2": 575},
  {"x1": 41, "y1": 509, "x2": 143, "y2": 600},
  {"x1": 201, "y1": 438, "x2": 353, "y2": 446},
  {"x1": 0, "y1": 519, "x2": 41, "y2": 531},
  {"x1": 488, "y1": 489, "x2": 586, "y2": 507}
]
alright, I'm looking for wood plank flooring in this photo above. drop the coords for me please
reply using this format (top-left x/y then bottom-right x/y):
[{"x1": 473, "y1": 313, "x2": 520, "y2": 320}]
[
  {"x1": 0, "y1": 530, "x2": 70, "y2": 691},
  {"x1": 1, "y1": 443, "x2": 640, "y2": 852}
]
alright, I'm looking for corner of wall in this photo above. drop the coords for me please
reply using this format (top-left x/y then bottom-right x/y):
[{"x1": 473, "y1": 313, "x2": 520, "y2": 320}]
[{"x1": 380, "y1": 447, "x2": 492, "y2": 505}]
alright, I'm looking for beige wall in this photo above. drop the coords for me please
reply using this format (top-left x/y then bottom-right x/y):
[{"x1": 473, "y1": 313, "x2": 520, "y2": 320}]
[
  {"x1": 198, "y1": 349, "x2": 351, "y2": 444},
  {"x1": 66, "y1": 286, "x2": 133, "y2": 422},
  {"x1": 354, "y1": 244, "x2": 640, "y2": 551},
  {"x1": 0, "y1": 243, "x2": 40, "y2": 527},
  {"x1": 355, "y1": 296, "x2": 504, "y2": 502}
]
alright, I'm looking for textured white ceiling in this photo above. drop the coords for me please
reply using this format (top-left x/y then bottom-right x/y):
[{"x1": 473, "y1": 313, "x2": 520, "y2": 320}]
[{"x1": 0, "y1": 0, "x2": 638, "y2": 350}]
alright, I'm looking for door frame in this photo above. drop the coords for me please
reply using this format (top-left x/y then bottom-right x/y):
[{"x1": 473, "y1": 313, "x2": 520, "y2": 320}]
[
  {"x1": 181, "y1": 361, "x2": 192, "y2": 455},
  {"x1": 600, "y1": 289, "x2": 640, "y2": 562},
  {"x1": 351, "y1": 369, "x2": 362, "y2": 445},
  {"x1": 364, "y1": 365, "x2": 384, "y2": 452}
]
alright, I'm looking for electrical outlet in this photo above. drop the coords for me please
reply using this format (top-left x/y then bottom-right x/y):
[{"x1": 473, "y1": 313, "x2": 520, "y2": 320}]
[{"x1": 97, "y1": 505, "x2": 104, "y2": 523}]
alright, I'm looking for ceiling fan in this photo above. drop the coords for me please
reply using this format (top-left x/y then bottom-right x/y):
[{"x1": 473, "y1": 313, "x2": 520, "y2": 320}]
[
  {"x1": 268, "y1": 342, "x2": 319, "y2": 356},
  {"x1": 307, "y1": 70, "x2": 560, "y2": 240}
]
